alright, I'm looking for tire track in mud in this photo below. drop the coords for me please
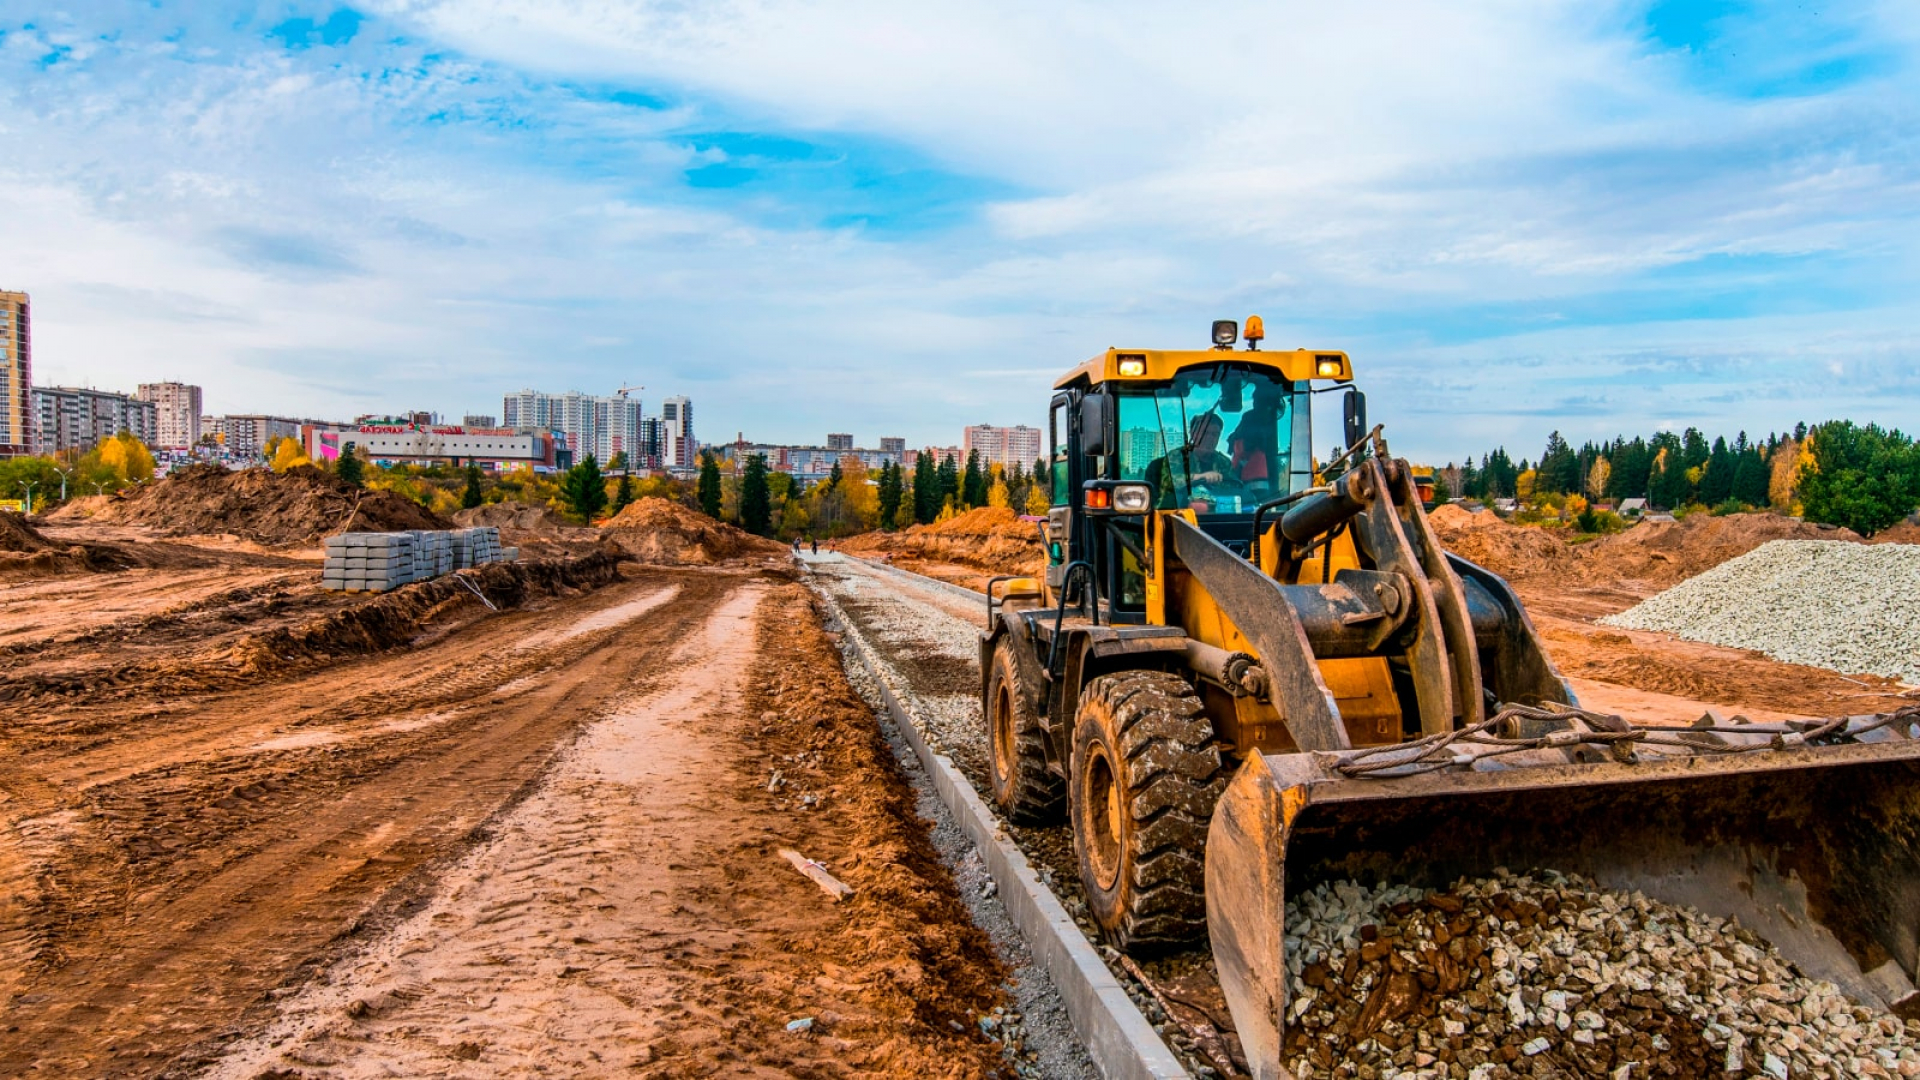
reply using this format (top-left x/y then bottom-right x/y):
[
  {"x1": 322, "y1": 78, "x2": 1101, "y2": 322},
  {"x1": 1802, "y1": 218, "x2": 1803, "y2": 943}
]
[
  {"x1": 0, "y1": 568, "x2": 741, "y2": 1077},
  {"x1": 203, "y1": 579, "x2": 1017, "y2": 1080}
]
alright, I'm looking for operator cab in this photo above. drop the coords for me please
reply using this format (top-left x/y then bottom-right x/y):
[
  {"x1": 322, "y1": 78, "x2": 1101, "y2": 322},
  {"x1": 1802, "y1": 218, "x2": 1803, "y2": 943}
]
[{"x1": 1046, "y1": 317, "x2": 1358, "y2": 622}]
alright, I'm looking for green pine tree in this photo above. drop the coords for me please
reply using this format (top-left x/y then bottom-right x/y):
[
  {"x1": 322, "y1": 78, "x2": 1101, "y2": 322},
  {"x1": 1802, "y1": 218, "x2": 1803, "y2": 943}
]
[
  {"x1": 563, "y1": 454, "x2": 608, "y2": 522},
  {"x1": 740, "y1": 453, "x2": 772, "y2": 536},
  {"x1": 962, "y1": 449, "x2": 985, "y2": 508},
  {"x1": 461, "y1": 461, "x2": 484, "y2": 509},
  {"x1": 913, "y1": 451, "x2": 938, "y2": 524},
  {"x1": 611, "y1": 472, "x2": 634, "y2": 513},
  {"x1": 878, "y1": 461, "x2": 903, "y2": 530},
  {"x1": 697, "y1": 453, "x2": 722, "y2": 518},
  {"x1": 936, "y1": 453, "x2": 959, "y2": 510},
  {"x1": 336, "y1": 443, "x2": 364, "y2": 488}
]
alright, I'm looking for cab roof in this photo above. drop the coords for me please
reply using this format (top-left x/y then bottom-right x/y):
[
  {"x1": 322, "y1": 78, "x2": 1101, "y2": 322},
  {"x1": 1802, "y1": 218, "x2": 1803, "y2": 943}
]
[{"x1": 1053, "y1": 348, "x2": 1352, "y2": 391}]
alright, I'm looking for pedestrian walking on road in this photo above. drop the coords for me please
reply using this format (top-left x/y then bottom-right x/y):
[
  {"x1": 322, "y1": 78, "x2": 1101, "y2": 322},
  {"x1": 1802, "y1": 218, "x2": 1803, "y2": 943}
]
[{"x1": 810, "y1": 538, "x2": 818, "y2": 555}]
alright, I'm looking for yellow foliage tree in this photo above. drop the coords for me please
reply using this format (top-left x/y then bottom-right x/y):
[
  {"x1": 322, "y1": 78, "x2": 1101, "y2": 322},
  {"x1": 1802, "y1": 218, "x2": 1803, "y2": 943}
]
[
  {"x1": 270, "y1": 437, "x2": 312, "y2": 473},
  {"x1": 95, "y1": 432, "x2": 158, "y2": 482},
  {"x1": 1025, "y1": 486, "x2": 1050, "y2": 516},
  {"x1": 1585, "y1": 458, "x2": 1611, "y2": 501},
  {"x1": 839, "y1": 458, "x2": 879, "y2": 527},
  {"x1": 1515, "y1": 469, "x2": 1537, "y2": 501},
  {"x1": 1768, "y1": 436, "x2": 1815, "y2": 513},
  {"x1": 988, "y1": 475, "x2": 1011, "y2": 509}
]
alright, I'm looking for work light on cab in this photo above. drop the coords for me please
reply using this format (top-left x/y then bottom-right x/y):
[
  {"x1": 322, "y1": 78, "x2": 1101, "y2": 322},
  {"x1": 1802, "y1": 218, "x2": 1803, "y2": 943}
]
[{"x1": 1210, "y1": 319, "x2": 1237, "y2": 348}]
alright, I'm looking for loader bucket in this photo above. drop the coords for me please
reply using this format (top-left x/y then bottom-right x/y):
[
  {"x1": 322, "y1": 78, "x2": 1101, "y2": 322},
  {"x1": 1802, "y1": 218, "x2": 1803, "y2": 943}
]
[{"x1": 1206, "y1": 713, "x2": 1920, "y2": 1080}]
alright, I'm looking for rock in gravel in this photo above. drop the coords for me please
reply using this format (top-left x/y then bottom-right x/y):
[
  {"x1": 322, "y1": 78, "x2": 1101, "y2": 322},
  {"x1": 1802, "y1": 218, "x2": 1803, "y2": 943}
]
[
  {"x1": 1600, "y1": 539, "x2": 1920, "y2": 684},
  {"x1": 1280, "y1": 870, "x2": 1920, "y2": 1079}
]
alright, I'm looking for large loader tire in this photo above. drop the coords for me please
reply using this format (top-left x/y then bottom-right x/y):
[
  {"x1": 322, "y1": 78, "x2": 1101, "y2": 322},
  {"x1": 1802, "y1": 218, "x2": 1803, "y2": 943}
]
[
  {"x1": 986, "y1": 640, "x2": 1064, "y2": 823},
  {"x1": 1070, "y1": 670, "x2": 1228, "y2": 951}
]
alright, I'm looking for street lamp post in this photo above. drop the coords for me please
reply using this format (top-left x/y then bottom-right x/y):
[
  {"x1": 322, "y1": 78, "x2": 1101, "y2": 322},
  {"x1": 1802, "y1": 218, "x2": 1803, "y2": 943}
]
[
  {"x1": 17, "y1": 481, "x2": 36, "y2": 516},
  {"x1": 54, "y1": 466, "x2": 71, "y2": 503}
]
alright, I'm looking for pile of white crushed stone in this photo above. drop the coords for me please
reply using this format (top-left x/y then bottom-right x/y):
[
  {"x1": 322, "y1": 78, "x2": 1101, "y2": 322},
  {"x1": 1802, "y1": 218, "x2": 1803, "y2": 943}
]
[{"x1": 1599, "y1": 539, "x2": 1920, "y2": 685}]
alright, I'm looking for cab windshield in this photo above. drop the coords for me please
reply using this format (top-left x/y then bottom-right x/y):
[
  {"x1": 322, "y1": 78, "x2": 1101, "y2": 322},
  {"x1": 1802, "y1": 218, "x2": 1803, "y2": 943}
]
[{"x1": 1115, "y1": 366, "x2": 1301, "y2": 513}]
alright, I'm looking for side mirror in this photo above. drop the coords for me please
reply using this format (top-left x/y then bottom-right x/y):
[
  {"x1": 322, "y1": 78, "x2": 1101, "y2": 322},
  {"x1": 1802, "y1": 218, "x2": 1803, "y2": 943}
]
[
  {"x1": 1343, "y1": 389, "x2": 1368, "y2": 449},
  {"x1": 1078, "y1": 394, "x2": 1109, "y2": 457}
]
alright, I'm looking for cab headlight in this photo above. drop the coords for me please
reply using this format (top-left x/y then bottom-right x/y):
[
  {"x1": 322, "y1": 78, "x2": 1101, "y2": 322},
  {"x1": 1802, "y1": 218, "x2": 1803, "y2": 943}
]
[{"x1": 1113, "y1": 483, "x2": 1154, "y2": 514}]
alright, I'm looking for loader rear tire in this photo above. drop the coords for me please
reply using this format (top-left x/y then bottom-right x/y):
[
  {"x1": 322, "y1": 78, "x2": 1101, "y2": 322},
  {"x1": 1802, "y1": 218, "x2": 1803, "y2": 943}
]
[
  {"x1": 1070, "y1": 670, "x2": 1227, "y2": 951},
  {"x1": 987, "y1": 640, "x2": 1064, "y2": 823}
]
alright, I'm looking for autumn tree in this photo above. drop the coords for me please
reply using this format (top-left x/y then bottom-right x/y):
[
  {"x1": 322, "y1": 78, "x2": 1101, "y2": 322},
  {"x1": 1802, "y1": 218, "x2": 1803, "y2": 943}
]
[
  {"x1": 987, "y1": 464, "x2": 1010, "y2": 510},
  {"x1": 1585, "y1": 458, "x2": 1611, "y2": 502}
]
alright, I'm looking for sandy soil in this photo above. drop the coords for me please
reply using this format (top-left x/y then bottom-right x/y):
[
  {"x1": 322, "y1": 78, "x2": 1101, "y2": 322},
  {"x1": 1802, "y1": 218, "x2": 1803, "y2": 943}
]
[
  {"x1": 1, "y1": 530, "x2": 1016, "y2": 1078},
  {"x1": 203, "y1": 580, "x2": 1010, "y2": 1079}
]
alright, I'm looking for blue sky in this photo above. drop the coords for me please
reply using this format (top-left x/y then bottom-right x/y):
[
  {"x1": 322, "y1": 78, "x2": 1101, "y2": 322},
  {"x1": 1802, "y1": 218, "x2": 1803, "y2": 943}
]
[{"x1": 1, "y1": 1, "x2": 1916, "y2": 463}]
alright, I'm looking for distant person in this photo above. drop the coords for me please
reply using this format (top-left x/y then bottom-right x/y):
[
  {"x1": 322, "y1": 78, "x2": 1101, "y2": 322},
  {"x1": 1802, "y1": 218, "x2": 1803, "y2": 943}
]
[
  {"x1": 810, "y1": 538, "x2": 818, "y2": 555},
  {"x1": 1145, "y1": 413, "x2": 1232, "y2": 509}
]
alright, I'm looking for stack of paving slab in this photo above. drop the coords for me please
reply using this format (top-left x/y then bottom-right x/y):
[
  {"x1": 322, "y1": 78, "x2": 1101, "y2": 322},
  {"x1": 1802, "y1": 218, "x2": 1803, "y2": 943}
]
[
  {"x1": 322, "y1": 528, "x2": 512, "y2": 592},
  {"x1": 452, "y1": 527, "x2": 503, "y2": 569},
  {"x1": 321, "y1": 532, "x2": 420, "y2": 593}
]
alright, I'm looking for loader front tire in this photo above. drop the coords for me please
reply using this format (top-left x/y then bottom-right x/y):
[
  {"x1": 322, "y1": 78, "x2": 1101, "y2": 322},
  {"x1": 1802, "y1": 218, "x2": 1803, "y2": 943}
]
[
  {"x1": 987, "y1": 639, "x2": 1064, "y2": 823},
  {"x1": 1070, "y1": 670, "x2": 1227, "y2": 951}
]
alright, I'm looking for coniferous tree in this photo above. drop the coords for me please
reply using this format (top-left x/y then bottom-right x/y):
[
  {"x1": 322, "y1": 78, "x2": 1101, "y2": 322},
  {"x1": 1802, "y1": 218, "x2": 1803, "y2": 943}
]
[
  {"x1": 1701, "y1": 436, "x2": 1736, "y2": 505},
  {"x1": 827, "y1": 459, "x2": 843, "y2": 491},
  {"x1": 878, "y1": 461, "x2": 903, "y2": 530},
  {"x1": 563, "y1": 454, "x2": 608, "y2": 522},
  {"x1": 913, "y1": 451, "x2": 939, "y2": 524},
  {"x1": 936, "y1": 453, "x2": 959, "y2": 509},
  {"x1": 962, "y1": 449, "x2": 986, "y2": 508},
  {"x1": 697, "y1": 452, "x2": 722, "y2": 518},
  {"x1": 461, "y1": 461, "x2": 484, "y2": 509},
  {"x1": 740, "y1": 453, "x2": 772, "y2": 536},
  {"x1": 336, "y1": 442, "x2": 364, "y2": 488},
  {"x1": 611, "y1": 472, "x2": 634, "y2": 513}
]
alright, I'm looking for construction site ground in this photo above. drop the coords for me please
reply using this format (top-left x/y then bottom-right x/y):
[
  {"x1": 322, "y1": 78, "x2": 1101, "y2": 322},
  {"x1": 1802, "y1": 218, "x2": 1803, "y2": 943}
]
[
  {"x1": 0, "y1": 520, "x2": 1033, "y2": 1078},
  {"x1": 5, "y1": 500, "x2": 1917, "y2": 1079}
]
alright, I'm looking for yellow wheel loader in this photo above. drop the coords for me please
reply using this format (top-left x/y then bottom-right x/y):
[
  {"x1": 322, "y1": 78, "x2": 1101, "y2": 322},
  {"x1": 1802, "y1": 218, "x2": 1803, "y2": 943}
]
[{"x1": 979, "y1": 317, "x2": 1920, "y2": 1078}]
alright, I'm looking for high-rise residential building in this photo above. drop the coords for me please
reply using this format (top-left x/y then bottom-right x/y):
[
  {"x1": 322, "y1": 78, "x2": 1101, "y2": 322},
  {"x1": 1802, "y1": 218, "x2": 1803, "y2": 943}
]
[
  {"x1": 463, "y1": 413, "x2": 497, "y2": 429},
  {"x1": 879, "y1": 437, "x2": 906, "y2": 454},
  {"x1": 501, "y1": 389, "x2": 645, "y2": 464},
  {"x1": 138, "y1": 382, "x2": 204, "y2": 449},
  {"x1": 204, "y1": 414, "x2": 308, "y2": 459},
  {"x1": 660, "y1": 395, "x2": 695, "y2": 468},
  {"x1": 0, "y1": 290, "x2": 30, "y2": 457},
  {"x1": 962, "y1": 423, "x2": 1044, "y2": 472},
  {"x1": 32, "y1": 387, "x2": 157, "y2": 456},
  {"x1": 827, "y1": 432, "x2": 854, "y2": 451}
]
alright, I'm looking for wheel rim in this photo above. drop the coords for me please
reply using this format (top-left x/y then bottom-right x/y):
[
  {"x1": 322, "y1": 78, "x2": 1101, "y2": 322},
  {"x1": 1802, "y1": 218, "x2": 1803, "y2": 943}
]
[
  {"x1": 991, "y1": 680, "x2": 1015, "y2": 790},
  {"x1": 1084, "y1": 742, "x2": 1122, "y2": 892}
]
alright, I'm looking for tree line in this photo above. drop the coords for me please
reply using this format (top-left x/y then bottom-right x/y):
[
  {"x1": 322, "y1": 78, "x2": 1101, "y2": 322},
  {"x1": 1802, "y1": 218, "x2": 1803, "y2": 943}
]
[
  {"x1": 693, "y1": 447, "x2": 1051, "y2": 539},
  {"x1": 1443, "y1": 420, "x2": 1920, "y2": 537}
]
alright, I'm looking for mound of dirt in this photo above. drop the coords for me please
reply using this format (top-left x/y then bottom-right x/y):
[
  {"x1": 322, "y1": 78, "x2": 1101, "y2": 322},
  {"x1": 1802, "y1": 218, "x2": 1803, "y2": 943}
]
[
  {"x1": 453, "y1": 502, "x2": 579, "y2": 534},
  {"x1": 1426, "y1": 504, "x2": 1577, "y2": 581},
  {"x1": 1577, "y1": 512, "x2": 1859, "y2": 589},
  {"x1": 0, "y1": 512, "x2": 52, "y2": 553},
  {"x1": 599, "y1": 498, "x2": 785, "y2": 565},
  {"x1": 62, "y1": 464, "x2": 452, "y2": 546},
  {"x1": 1871, "y1": 521, "x2": 1920, "y2": 545},
  {"x1": 841, "y1": 506, "x2": 1046, "y2": 579}
]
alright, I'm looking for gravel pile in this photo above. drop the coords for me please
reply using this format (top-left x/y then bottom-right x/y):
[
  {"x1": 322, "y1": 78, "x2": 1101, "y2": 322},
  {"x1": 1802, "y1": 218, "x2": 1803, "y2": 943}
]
[
  {"x1": 1282, "y1": 871, "x2": 1920, "y2": 1079},
  {"x1": 1600, "y1": 540, "x2": 1920, "y2": 684}
]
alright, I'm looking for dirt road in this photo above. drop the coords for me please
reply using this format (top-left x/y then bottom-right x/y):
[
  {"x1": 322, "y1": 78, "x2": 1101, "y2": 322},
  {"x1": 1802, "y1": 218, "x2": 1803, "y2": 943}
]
[
  {"x1": 1, "y1": 545, "x2": 1021, "y2": 1077},
  {"x1": 204, "y1": 579, "x2": 1011, "y2": 1078}
]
